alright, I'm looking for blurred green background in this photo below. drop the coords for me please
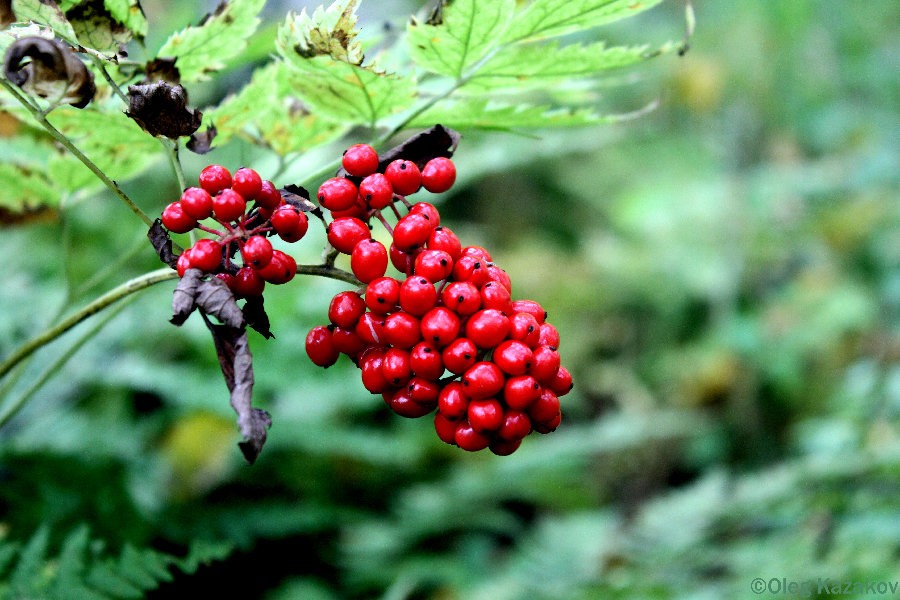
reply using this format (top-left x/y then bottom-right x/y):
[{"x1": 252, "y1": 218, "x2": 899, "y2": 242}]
[{"x1": 1, "y1": 1, "x2": 899, "y2": 598}]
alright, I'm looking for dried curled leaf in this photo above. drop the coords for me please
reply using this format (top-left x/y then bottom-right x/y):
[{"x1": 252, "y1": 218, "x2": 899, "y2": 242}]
[
  {"x1": 143, "y1": 56, "x2": 180, "y2": 84},
  {"x1": 242, "y1": 295, "x2": 273, "y2": 340},
  {"x1": 186, "y1": 123, "x2": 217, "y2": 154},
  {"x1": 1, "y1": 0, "x2": 14, "y2": 31},
  {"x1": 147, "y1": 219, "x2": 179, "y2": 269},
  {"x1": 3, "y1": 36, "x2": 96, "y2": 108},
  {"x1": 170, "y1": 269, "x2": 244, "y2": 328},
  {"x1": 126, "y1": 81, "x2": 202, "y2": 139}
]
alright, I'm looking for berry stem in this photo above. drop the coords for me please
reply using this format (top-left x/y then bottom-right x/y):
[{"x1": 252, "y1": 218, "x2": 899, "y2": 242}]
[
  {"x1": 160, "y1": 138, "x2": 188, "y2": 193},
  {"x1": 0, "y1": 77, "x2": 154, "y2": 227},
  {"x1": 0, "y1": 268, "x2": 179, "y2": 381},
  {"x1": 375, "y1": 211, "x2": 394, "y2": 235},
  {"x1": 196, "y1": 224, "x2": 225, "y2": 236},
  {"x1": 296, "y1": 263, "x2": 362, "y2": 286},
  {"x1": 88, "y1": 54, "x2": 130, "y2": 106}
]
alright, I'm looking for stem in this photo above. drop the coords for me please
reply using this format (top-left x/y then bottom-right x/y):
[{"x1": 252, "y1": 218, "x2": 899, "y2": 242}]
[
  {"x1": 0, "y1": 78, "x2": 154, "y2": 227},
  {"x1": 296, "y1": 263, "x2": 361, "y2": 286},
  {"x1": 89, "y1": 54, "x2": 130, "y2": 105},
  {"x1": 0, "y1": 299, "x2": 133, "y2": 429},
  {"x1": 161, "y1": 138, "x2": 188, "y2": 192},
  {"x1": 0, "y1": 268, "x2": 178, "y2": 380}
]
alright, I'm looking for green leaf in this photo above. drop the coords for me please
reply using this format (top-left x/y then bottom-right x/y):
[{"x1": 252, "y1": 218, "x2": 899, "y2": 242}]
[
  {"x1": 10, "y1": 0, "x2": 78, "y2": 43},
  {"x1": 502, "y1": 0, "x2": 666, "y2": 43},
  {"x1": 0, "y1": 163, "x2": 59, "y2": 212},
  {"x1": 156, "y1": 0, "x2": 266, "y2": 82},
  {"x1": 407, "y1": 0, "x2": 515, "y2": 79},
  {"x1": 276, "y1": 3, "x2": 415, "y2": 127},
  {"x1": 66, "y1": 0, "x2": 135, "y2": 53},
  {"x1": 103, "y1": 0, "x2": 148, "y2": 38},
  {"x1": 408, "y1": 98, "x2": 616, "y2": 131},
  {"x1": 207, "y1": 61, "x2": 346, "y2": 155},
  {"x1": 464, "y1": 40, "x2": 657, "y2": 92},
  {"x1": 8, "y1": 526, "x2": 50, "y2": 596}
]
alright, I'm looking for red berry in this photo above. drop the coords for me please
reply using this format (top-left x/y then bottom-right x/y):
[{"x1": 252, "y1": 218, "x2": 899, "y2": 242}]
[
  {"x1": 419, "y1": 307, "x2": 461, "y2": 347},
  {"x1": 241, "y1": 235, "x2": 273, "y2": 269},
  {"x1": 306, "y1": 325, "x2": 340, "y2": 367},
  {"x1": 331, "y1": 326, "x2": 365, "y2": 356},
  {"x1": 511, "y1": 299, "x2": 546, "y2": 324},
  {"x1": 527, "y1": 388, "x2": 560, "y2": 424},
  {"x1": 454, "y1": 419, "x2": 490, "y2": 451},
  {"x1": 497, "y1": 410, "x2": 532, "y2": 442},
  {"x1": 434, "y1": 412, "x2": 459, "y2": 444},
  {"x1": 328, "y1": 291, "x2": 366, "y2": 329},
  {"x1": 538, "y1": 322, "x2": 560, "y2": 348},
  {"x1": 421, "y1": 157, "x2": 456, "y2": 193},
  {"x1": 161, "y1": 202, "x2": 197, "y2": 234},
  {"x1": 342, "y1": 143, "x2": 379, "y2": 177},
  {"x1": 270, "y1": 204, "x2": 309, "y2": 242},
  {"x1": 392, "y1": 213, "x2": 434, "y2": 251},
  {"x1": 467, "y1": 398, "x2": 503, "y2": 433},
  {"x1": 365, "y1": 276, "x2": 401, "y2": 313},
  {"x1": 399, "y1": 276, "x2": 438, "y2": 316},
  {"x1": 212, "y1": 188, "x2": 246, "y2": 222},
  {"x1": 383, "y1": 311, "x2": 422, "y2": 349},
  {"x1": 409, "y1": 341, "x2": 444, "y2": 380},
  {"x1": 179, "y1": 187, "x2": 213, "y2": 220},
  {"x1": 534, "y1": 411, "x2": 561, "y2": 434},
  {"x1": 256, "y1": 249, "x2": 296, "y2": 284},
  {"x1": 358, "y1": 173, "x2": 393, "y2": 210},
  {"x1": 438, "y1": 381, "x2": 469, "y2": 421},
  {"x1": 489, "y1": 438, "x2": 522, "y2": 456},
  {"x1": 441, "y1": 337, "x2": 478, "y2": 375},
  {"x1": 176, "y1": 251, "x2": 192, "y2": 277},
  {"x1": 329, "y1": 195, "x2": 368, "y2": 220},
  {"x1": 389, "y1": 243, "x2": 414, "y2": 275},
  {"x1": 548, "y1": 366, "x2": 573, "y2": 397},
  {"x1": 384, "y1": 159, "x2": 422, "y2": 196},
  {"x1": 508, "y1": 312, "x2": 542, "y2": 348},
  {"x1": 441, "y1": 281, "x2": 482, "y2": 316},
  {"x1": 189, "y1": 238, "x2": 222, "y2": 272},
  {"x1": 389, "y1": 387, "x2": 435, "y2": 418},
  {"x1": 461, "y1": 246, "x2": 492, "y2": 262},
  {"x1": 479, "y1": 281, "x2": 512, "y2": 314},
  {"x1": 486, "y1": 264, "x2": 512, "y2": 293},
  {"x1": 414, "y1": 249, "x2": 453, "y2": 283},
  {"x1": 464, "y1": 309, "x2": 510, "y2": 349},
  {"x1": 354, "y1": 311, "x2": 386, "y2": 345},
  {"x1": 407, "y1": 377, "x2": 440, "y2": 405},
  {"x1": 256, "y1": 180, "x2": 282, "y2": 209},
  {"x1": 360, "y1": 348, "x2": 392, "y2": 393},
  {"x1": 427, "y1": 226, "x2": 461, "y2": 260},
  {"x1": 451, "y1": 255, "x2": 490, "y2": 287},
  {"x1": 408, "y1": 202, "x2": 441, "y2": 226},
  {"x1": 503, "y1": 375, "x2": 541, "y2": 411},
  {"x1": 327, "y1": 217, "x2": 370, "y2": 254},
  {"x1": 382, "y1": 347, "x2": 412, "y2": 387},
  {"x1": 529, "y1": 345, "x2": 561, "y2": 385},
  {"x1": 232, "y1": 266, "x2": 265, "y2": 296},
  {"x1": 492, "y1": 340, "x2": 534, "y2": 376},
  {"x1": 198, "y1": 164, "x2": 232, "y2": 194},
  {"x1": 462, "y1": 361, "x2": 505, "y2": 400},
  {"x1": 317, "y1": 177, "x2": 358, "y2": 211},
  {"x1": 232, "y1": 167, "x2": 262, "y2": 200},
  {"x1": 351, "y1": 238, "x2": 389, "y2": 283}
]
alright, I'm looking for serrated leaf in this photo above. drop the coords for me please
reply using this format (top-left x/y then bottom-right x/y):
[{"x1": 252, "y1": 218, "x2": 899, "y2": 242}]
[
  {"x1": 0, "y1": 163, "x2": 59, "y2": 211},
  {"x1": 409, "y1": 98, "x2": 615, "y2": 131},
  {"x1": 103, "y1": 0, "x2": 147, "y2": 38},
  {"x1": 207, "y1": 61, "x2": 346, "y2": 155},
  {"x1": 407, "y1": 0, "x2": 514, "y2": 79},
  {"x1": 66, "y1": 0, "x2": 134, "y2": 53},
  {"x1": 156, "y1": 0, "x2": 265, "y2": 82},
  {"x1": 10, "y1": 0, "x2": 77, "y2": 43},
  {"x1": 277, "y1": 6, "x2": 414, "y2": 126},
  {"x1": 502, "y1": 0, "x2": 666, "y2": 43},
  {"x1": 8, "y1": 525, "x2": 50, "y2": 595},
  {"x1": 464, "y1": 40, "x2": 655, "y2": 92}
]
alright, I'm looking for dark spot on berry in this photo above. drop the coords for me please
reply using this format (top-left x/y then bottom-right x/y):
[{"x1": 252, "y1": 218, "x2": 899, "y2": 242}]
[
  {"x1": 463, "y1": 353, "x2": 471, "y2": 359},
  {"x1": 433, "y1": 336, "x2": 439, "y2": 342},
  {"x1": 419, "y1": 278, "x2": 427, "y2": 284},
  {"x1": 525, "y1": 362, "x2": 532, "y2": 369},
  {"x1": 399, "y1": 162, "x2": 407, "y2": 170},
  {"x1": 440, "y1": 259, "x2": 447, "y2": 266},
  {"x1": 424, "y1": 347, "x2": 432, "y2": 353},
  {"x1": 549, "y1": 346, "x2": 557, "y2": 351},
  {"x1": 365, "y1": 194, "x2": 372, "y2": 200},
  {"x1": 318, "y1": 193, "x2": 325, "y2": 201},
  {"x1": 543, "y1": 311, "x2": 549, "y2": 320},
  {"x1": 377, "y1": 297, "x2": 385, "y2": 303},
  {"x1": 532, "y1": 383, "x2": 539, "y2": 389}
]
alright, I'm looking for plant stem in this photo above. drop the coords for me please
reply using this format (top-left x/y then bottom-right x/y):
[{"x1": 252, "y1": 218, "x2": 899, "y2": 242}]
[
  {"x1": 0, "y1": 299, "x2": 133, "y2": 429},
  {"x1": 0, "y1": 77, "x2": 154, "y2": 227},
  {"x1": 89, "y1": 54, "x2": 130, "y2": 105},
  {"x1": 0, "y1": 268, "x2": 178, "y2": 381},
  {"x1": 163, "y1": 138, "x2": 188, "y2": 192},
  {"x1": 296, "y1": 263, "x2": 361, "y2": 286}
]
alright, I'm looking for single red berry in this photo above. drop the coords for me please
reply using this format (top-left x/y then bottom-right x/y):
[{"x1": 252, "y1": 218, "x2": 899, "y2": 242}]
[
  {"x1": 427, "y1": 226, "x2": 461, "y2": 260},
  {"x1": 179, "y1": 187, "x2": 213, "y2": 220},
  {"x1": 467, "y1": 398, "x2": 503, "y2": 434},
  {"x1": 408, "y1": 202, "x2": 441, "y2": 226},
  {"x1": 257, "y1": 198, "x2": 284, "y2": 221},
  {"x1": 354, "y1": 311, "x2": 386, "y2": 345},
  {"x1": 198, "y1": 164, "x2": 231, "y2": 194},
  {"x1": 486, "y1": 264, "x2": 512, "y2": 293},
  {"x1": 351, "y1": 238, "x2": 389, "y2": 283},
  {"x1": 492, "y1": 340, "x2": 534, "y2": 376},
  {"x1": 503, "y1": 375, "x2": 541, "y2": 411},
  {"x1": 212, "y1": 188, "x2": 246, "y2": 222},
  {"x1": 421, "y1": 157, "x2": 456, "y2": 193},
  {"x1": 329, "y1": 195, "x2": 368, "y2": 220},
  {"x1": 497, "y1": 410, "x2": 532, "y2": 442},
  {"x1": 464, "y1": 309, "x2": 510, "y2": 349},
  {"x1": 382, "y1": 347, "x2": 413, "y2": 387},
  {"x1": 441, "y1": 337, "x2": 478, "y2": 375},
  {"x1": 529, "y1": 345, "x2": 561, "y2": 385},
  {"x1": 461, "y1": 246, "x2": 492, "y2": 262},
  {"x1": 527, "y1": 387, "x2": 561, "y2": 424},
  {"x1": 389, "y1": 243, "x2": 414, "y2": 275},
  {"x1": 384, "y1": 159, "x2": 422, "y2": 196},
  {"x1": 215, "y1": 272, "x2": 234, "y2": 289},
  {"x1": 358, "y1": 173, "x2": 394, "y2": 210},
  {"x1": 409, "y1": 341, "x2": 444, "y2": 380},
  {"x1": 161, "y1": 202, "x2": 197, "y2": 234},
  {"x1": 383, "y1": 311, "x2": 422, "y2": 349},
  {"x1": 306, "y1": 325, "x2": 340, "y2": 367},
  {"x1": 278, "y1": 210, "x2": 309, "y2": 243},
  {"x1": 331, "y1": 326, "x2": 365, "y2": 356},
  {"x1": 441, "y1": 281, "x2": 482, "y2": 316},
  {"x1": 534, "y1": 411, "x2": 561, "y2": 434},
  {"x1": 434, "y1": 412, "x2": 459, "y2": 444},
  {"x1": 462, "y1": 361, "x2": 505, "y2": 400},
  {"x1": 256, "y1": 180, "x2": 282, "y2": 209},
  {"x1": 511, "y1": 299, "x2": 547, "y2": 324},
  {"x1": 189, "y1": 238, "x2": 222, "y2": 272},
  {"x1": 232, "y1": 266, "x2": 266, "y2": 297},
  {"x1": 508, "y1": 312, "x2": 542, "y2": 348},
  {"x1": 270, "y1": 204, "x2": 309, "y2": 242},
  {"x1": 365, "y1": 276, "x2": 401, "y2": 313},
  {"x1": 399, "y1": 276, "x2": 438, "y2": 316},
  {"x1": 241, "y1": 235, "x2": 273, "y2": 269},
  {"x1": 389, "y1": 387, "x2": 436, "y2": 418},
  {"x1": 479, "y1": 281, "x2": 512, "y2": 314},
  {"x1": 176, "y1": 251, "x2": 192, "y2": 277},
  {"x1": 548, "y1": 366, "x2": 573, "y2": 397},
  {"x1": 489, "y1": 438, "x2": 522, "y2": 456},
  {"x1": 407, "y1": 377, "x2": 440, "y2": 405},
  {"x1": 438, "y1": 381, "x2": 469, "y2": 421},
  {"x1": 392, "y1": 213, "x2": 434, "y2": 252},
  {"x1": 232, "y1": 167, "x2": 262, "y2": 200},
  {"x1": 420, "y1": 307, "x2": 461, "y2": 347},
  {"x1": 328, "y1": 291, "x2": 366, "y2": 329},
  {"x1": 256, "y1": 249, "x2": 296, "y2": 284},
  {"x1": 538, "y1": 322, "x2": 560, "y2": 348},
  {"x1": 327, "y1": 217, "x2": 370, "y2": 254},
  {"x1": 317, "y1": 177, "x2": 358, "y2": 211},
  {"x1": 454, "y1": 419, "x2": 490, "y2": 451},
  {"x1": 360, "y1": 348, "x2": 392, "y2": 394},
  {"x1": 451, "y1": 255, "x2": 490, "y2": 287},
  {"x1": 414, "y1": 249, "x2": 454, "y2": 283},
  {"x1": 342, "y1": 143, "x2": 379, "y2": 177}
]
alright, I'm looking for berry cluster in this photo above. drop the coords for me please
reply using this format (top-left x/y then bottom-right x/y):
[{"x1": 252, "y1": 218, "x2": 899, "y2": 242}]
[
  {"x1": 306, "y1": 145, "x2": 572, "y2": 456},
  {"x1": 160, "y1": 165, "x2": 307, "y2": 296}
]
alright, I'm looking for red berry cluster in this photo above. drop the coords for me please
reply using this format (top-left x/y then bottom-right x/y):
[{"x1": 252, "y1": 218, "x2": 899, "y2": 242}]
[
  {"x1": 160, "y1": 165, "x2": 307, "y2": 296},
  {"x1": 305, "y1": 145, "x2": 573, "y2": 456}
]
